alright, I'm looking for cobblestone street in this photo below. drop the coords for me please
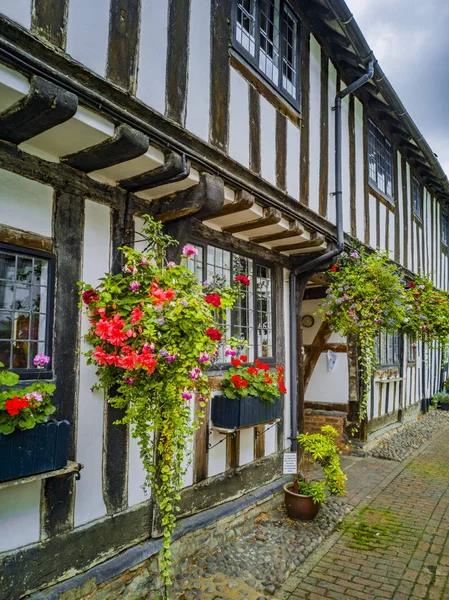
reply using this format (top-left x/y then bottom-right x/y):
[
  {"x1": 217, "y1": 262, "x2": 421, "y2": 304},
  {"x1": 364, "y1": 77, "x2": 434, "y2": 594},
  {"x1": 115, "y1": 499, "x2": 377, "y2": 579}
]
[{"x1": 280, "y1": 428, "x2": 449, "y2": 600}]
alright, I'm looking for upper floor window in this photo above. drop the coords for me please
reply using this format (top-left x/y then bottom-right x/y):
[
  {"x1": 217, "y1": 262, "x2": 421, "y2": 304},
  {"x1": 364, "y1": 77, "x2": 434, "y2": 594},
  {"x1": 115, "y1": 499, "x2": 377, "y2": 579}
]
[
  {"x1": 412, "y1": 175, "x2": 422, "y2": 221},
  {"x1": 375, "y1": 331, "x2": 400, "y2": 367},
  {"x1": 187, "y1": 242, "x2": 274, "y2": 363},
  {"x1": 443, "y1": 211, "x2": 449, "y2": 247},
  {"x1": 368, "y1": 119, "x2": 394, "y2": 201},
  {"x1": 0, "y1": 245, "x2": 54, "y2": 377},
  {"x1": 233, "y1": 0, "x2": 300, "y2": 107}
]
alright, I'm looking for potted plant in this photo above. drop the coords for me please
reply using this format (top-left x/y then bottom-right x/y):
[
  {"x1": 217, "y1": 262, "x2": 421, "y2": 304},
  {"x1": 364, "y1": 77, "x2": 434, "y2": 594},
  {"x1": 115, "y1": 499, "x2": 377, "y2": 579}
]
[
  {"x1": 212, "y1": 355, "x2": 286, "y2": 429},
  {"x1": 0, "y1": 355, "x2": 69, "y2": 482},
  {"x1": 284, "y1": 425, "x2": 346, "y2": 521}
]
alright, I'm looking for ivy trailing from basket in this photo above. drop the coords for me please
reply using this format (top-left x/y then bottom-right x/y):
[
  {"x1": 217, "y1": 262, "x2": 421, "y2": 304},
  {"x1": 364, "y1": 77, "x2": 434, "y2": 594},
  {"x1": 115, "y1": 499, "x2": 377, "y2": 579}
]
[
  {"x1": 319, "y1": 248, "x2": 406, "y2": 424},
  {"x1": 79, "y1": 216, "x2": 243, "y2": 590}
]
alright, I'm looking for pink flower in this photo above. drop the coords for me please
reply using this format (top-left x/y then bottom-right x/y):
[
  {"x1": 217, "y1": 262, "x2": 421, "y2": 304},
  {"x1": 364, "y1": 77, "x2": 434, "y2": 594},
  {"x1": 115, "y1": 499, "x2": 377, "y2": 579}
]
[
  {"x1": 33, "y1": 354, "x2": 50, "y2": 368},
  {"x1": 130, "y1": 281, "x2": 140, "y2": 291},
  {"x1": 141, "y1": 258, "x2": 147, "y2": 266},
  {"x1": 167, "y1": 261, "x2": 176, "y2": 268},
  {"x1": 182, "y1": 244, "x2": 198, "y2": 257},
  {"x1": 182, "y1": 391, "x2": 192, "y2": 400},
  {"x1": 199, "y1": 352, "x2": 210, "y2": 363}
]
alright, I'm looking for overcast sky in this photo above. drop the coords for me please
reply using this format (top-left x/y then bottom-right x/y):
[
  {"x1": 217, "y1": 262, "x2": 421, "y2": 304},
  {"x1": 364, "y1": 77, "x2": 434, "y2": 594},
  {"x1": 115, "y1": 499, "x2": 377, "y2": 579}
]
[{"x1": 347, "y1": 0, "x2": 449, "y2": 177}]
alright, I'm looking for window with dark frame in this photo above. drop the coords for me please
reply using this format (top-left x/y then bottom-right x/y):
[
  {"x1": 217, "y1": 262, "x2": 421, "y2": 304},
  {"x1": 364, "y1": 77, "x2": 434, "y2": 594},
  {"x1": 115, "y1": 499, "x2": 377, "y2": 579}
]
[
  {"x1": 186, "y1": 242, "x2": 274, "y2": 363},
  {"x1": 368, "y1": 119, "x2": 394, "y2": 201},
  {"x1": 233, "y1": 0, "x2": 300, "y2": 107},
  {"x1": 412, "y1": 175, "x2": 423, "y2": 221},
  {"x1": 0, "y1": 245, "x2": 54, "y2": 377},
  {"x1": 407, "y1": 338, "x2": 416, "y2": 363},
  {"x1": 442, "y1": 211, "x2": 449, "y2": 247},
  {"x1": 375, "y1": 331, "x2": 400, "y2": 367}
]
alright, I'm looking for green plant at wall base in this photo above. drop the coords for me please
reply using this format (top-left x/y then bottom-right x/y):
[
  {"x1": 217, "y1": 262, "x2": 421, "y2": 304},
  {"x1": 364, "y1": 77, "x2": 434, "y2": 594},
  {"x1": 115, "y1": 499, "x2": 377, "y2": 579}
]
[
  {"x1": 297, "y1": 480, "x2": 327, "y2": 504},
  {"x1": 298, "y1": 425, "x2": 347, "y2": 499},
  {"x1": 79, "y1": 216, "x2": 242, "y2": 590},
  {"x1": 319, "y1": 248, "x2": 407, "y2": 423},
  {"x1": 0, "y1": 360, "x2": 56, "y2": 435}
]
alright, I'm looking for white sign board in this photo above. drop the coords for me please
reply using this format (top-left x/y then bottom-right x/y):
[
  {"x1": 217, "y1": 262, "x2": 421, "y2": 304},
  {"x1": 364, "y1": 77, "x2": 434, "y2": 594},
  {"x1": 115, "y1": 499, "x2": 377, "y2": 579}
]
[{"x1": 283, "y1": 452, "x2": 297, "y2": 474}]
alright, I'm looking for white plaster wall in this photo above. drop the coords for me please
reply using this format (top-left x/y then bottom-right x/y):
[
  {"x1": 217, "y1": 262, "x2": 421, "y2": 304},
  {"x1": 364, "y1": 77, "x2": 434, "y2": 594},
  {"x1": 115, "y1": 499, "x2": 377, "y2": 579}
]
[
  {"x1": 264, "y1": 421, "x2": 277, "y2": 455},
  {"x1": 341, "y1": 95, "x2": 351, "y2": 234},
  {"x1": 239, "y1": 428, "x2": 254, "y2": 466},
  {"x1": 327, "y1": 63, "x2": 337, "y2": 225},
  {"x1": 66, "y1": 0, "x2": 110, "y2": 78},
  {"x1": 378, "y1": 202, "x2": 386, "y2": 252},
  {"x1": 207, "y1": 429, "x2": 226, "y2": 477},
  {"x1": 228, "y1": 68, "x2": 250, "y2": 167},
  {"x1": 137, "y1": 0, "x2": 169, "y2": 114},
  {"x1": 354, "y1": 99, "x2": 365, "y2": 241},
  {"x1": 259, "y1": 97, "x2": 276, "y2": 186},
  {"x1": 0, "y1": 0, "x2": 31, "y2": 29},
  {"x1": 74, "y1": 200, "x2": 109, "y2": 527},
  {"x1": 0, "y1": 169, "x2": 53, "y2": 237},
  {"x1": 0, "y1": 481, "x2": 40, "y2": 552},
  {"x1": 406, "y1": 164, "x2": 413, "y2": 269},
  {"x1": 397, "y1": 154, "x2": 404, "y2": 266},
  {"x1": 369, "y1": 194, "x2": 377, "y2": 248},
  {"x1": 308, "y1": 35, "x2": 320, "y2": 215},
  {"x1": 286, "y1": 120, "x2": 300, "y2": 201},
  {"x1": 306, "y1": 353, "x2": 348, "y2": 404},
  {"x1": 186, "y1": 0, "x2": 210, "y2": 141},
  {"x1": 388, "y1": 209, "x2": 395, "y2": 255}
]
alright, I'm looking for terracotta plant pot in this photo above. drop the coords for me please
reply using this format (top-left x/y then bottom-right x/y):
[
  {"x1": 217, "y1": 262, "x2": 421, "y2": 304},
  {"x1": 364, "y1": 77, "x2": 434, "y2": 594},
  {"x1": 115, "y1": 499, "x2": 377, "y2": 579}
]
[{"x1": 284, "y1": 482, "x2": 321, "y2": 520}]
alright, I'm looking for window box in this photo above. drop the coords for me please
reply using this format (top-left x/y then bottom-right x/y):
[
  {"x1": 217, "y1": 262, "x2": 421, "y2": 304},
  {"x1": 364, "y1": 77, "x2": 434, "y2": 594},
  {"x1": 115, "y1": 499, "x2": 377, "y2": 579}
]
[
  {"x1": 0, "y1": 420, "x2": 70, "y2": 482},
  {"x1": 211, "y1": 394, "x2": 281, "y2": 429}
]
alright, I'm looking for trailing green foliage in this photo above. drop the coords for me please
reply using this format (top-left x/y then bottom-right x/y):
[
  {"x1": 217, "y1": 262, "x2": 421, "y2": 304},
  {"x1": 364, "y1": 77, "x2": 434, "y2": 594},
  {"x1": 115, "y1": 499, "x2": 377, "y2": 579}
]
[{"x1": 296, "y1": 480, "x2": 326, "y2": 504}]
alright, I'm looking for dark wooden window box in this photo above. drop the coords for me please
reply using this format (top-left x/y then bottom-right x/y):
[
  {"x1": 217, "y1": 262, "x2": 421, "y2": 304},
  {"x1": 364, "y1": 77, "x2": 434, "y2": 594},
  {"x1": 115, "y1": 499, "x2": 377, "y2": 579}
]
[
  {"x1": 211, "y1": 395, "x2": 281, "y2": 430},
  {"x1": 0, "y1": 420, "x2": 70, "y2": 482}
]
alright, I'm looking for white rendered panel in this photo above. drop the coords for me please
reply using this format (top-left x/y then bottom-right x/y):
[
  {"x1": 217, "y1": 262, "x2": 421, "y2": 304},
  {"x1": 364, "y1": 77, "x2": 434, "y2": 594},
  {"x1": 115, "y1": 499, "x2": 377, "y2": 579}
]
[
  {"x1": 286, "y1": 120, "x2": 300, "y2": 200},
  {"x1": 260, "y1": 97, "x2": 276, "y2": 186},
  {"x1": 369, "y1": 195, "x2": 377, "y2": 248},
  {"x1": 0, "y1": 64, "x2": 28, "y2": 113},
  {"x1": 137, "y1": 0, "x2": 169, "y2": 114},
  {"x1": 341, "y1": 95, "x2": 351, "y2": 233},
  {"x1": 186, "y1": 0, "x2": 211, "y2": 140},
  {"x1": 0, "y1": 481, "x2": 40, "y2": 551},
  {"x1": 208, "y1": 429, "x2": 226, "y2": 477},
  {"x1": 388, "y1": 208, "x2": 395, "y2": 255},
  {"x1": 306, "y1": 353, "x2": 348, "y2": 404},
  {"x1": 378, "y1": 202, "x2": 386, "y2": 252},
  {"x1": 239, "y1": 428, "x2": 254, "y2": 466},
  {"x1": 308, "y1": 36, "x2": 320, "y2": 215},
  {"x1": 75, "y1": 200, "x2": 110, "y2": 526},
  {"x1": 0, "y1": 169, "x2": 53, "y2": 237},
  {"x1": 264, "y1": 419, "x2": 277, "y2": 455},
  {"x1": 406, "y1": 164, "x2": 413, "y2": 269},
  {"x1": 181, "y1": 397, "x2": 195, "y2": 489},
  {"x1": 0, "y1": 0, "x2": 31, "y2": 29},
  {"x1": 354, "y1": 99, "x2": 365, "y2": 240},
  {"x1": 229, "y1": 68, "x2": 250, "y2": 167},
  {"x1": 66, "y1": 0, "x2": 110, "y2": 77},
  {"x1": 397, "y1": 154, "x2": 404, "y2": 265},
  {"x1": 327, "y1": 63, "x2": 337, "y2": 225}
]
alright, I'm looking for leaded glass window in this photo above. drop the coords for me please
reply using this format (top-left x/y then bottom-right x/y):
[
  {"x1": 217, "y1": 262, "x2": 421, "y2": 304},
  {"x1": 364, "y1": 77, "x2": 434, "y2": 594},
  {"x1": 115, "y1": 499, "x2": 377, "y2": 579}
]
[
  {"x1": 0, "y1": 246, "x2": 53, "y2": 374},
  {"x1": 233, "y1": 0, "x2": 300, "y2": 106},
  {"x1": 368, "y1": 119, "x2": 394, "y2": 200},
  {"x1": 376, "y1": 332, "x2": 400, "y2": 366},
  {"x1": 412, "y1": 175, "x2": 422, "y2": 220},
  {"x1": 443, "y1": 212, "x2": 449, "y2": 247}
]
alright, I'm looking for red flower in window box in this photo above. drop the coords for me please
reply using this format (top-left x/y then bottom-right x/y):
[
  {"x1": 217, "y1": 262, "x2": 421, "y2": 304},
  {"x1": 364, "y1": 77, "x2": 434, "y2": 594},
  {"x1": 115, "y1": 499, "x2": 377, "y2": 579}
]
[
  {"x1": 205, "y1": 327, "x2": 222, "y2": 341},
  {"x1": 205, "y1": 293, "x2": 221, "y2": 307},
  {"x1": 231, "y1": 358, "x2": 241, "y2": 367},
  {"x1": 5, "y1": 396, "x2": 29, "y2": 416},
  {"x1": 235, "y1": 275, "x2": 250, "y2": 286}
]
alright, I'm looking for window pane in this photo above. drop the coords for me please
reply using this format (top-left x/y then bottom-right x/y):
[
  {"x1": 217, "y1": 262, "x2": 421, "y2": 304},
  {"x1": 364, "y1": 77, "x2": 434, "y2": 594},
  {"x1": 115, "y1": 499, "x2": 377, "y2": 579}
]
[
  {"x1": 282, "y1": 6, "x2": 298, "y2": 98},
  {"x1": 186, "y1": 245, "x2": 203, "y2": 283},
  {"x1": 368, "y1": 119, "x2": 394, "y2": 200},
  {"x1": 207, "y1": 246, "x2": 232, "y2": 362},
  {"x1": 0, "y1": 311, "x2": 12, "y2": 339},
  {"x1": 236, "y1": 0, "x2": 256, "y2": 56},
  {"x1": 0, "y1": 340, "x2": 11, "y2": 367},
  {"x1": 0, "y1": 281, "x2": 14, "y2": 310},
  {"x1": 232, "y1": 255, "x2": 254, "y2": 361},
  {"x1": 0, "y1": 252, "x2": 16, "y2": 281},
  {"x1": 12, "y1": 341, "x2": 29, "y2": 369},
  {"x1": 259, "y1": 0, "x2": 280, "y2": 84},
  {"x1": 256, "y1": 265, "x2": 273, "y2": 358},
  {"x1": 14, "y1": 313, "x2": 30, "y2": 340},
  {"x1": 17, "y1": 256, "x2": 33, "y2": 283}
]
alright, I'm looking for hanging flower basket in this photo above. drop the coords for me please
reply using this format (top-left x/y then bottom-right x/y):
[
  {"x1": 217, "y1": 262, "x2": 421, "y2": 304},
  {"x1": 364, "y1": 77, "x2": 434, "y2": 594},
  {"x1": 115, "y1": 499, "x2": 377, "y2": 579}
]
[
  {"x1": 211, "y1": 394, "x2": 281, "y2": 429},
  {"x1": 0, "y1": 420, "x2": 70, "y2": 482}
]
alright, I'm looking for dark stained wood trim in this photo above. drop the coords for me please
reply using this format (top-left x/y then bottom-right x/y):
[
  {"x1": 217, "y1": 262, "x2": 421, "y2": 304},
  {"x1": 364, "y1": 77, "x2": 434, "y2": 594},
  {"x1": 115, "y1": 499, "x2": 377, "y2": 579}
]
[
  {"x1": 319, "y1": 51, "x2": 329, "y2": 217},
  {"x1": 226, "y1": 431, "x2": 240, "y2": 470},
  {"x1": 393, "y1": 151, "x2": 400, "y2": 262},
  {"x1": 219, "y1": 189, "x2": 255, "y2": 216},
  {"x1": 249, "y1": 84, "x2": 261, "y2": 175},
  {"x1": 368, "y1": 183, "x2": 395, "y2": 210},
  {"x1": 276, "y1": 111, "x2": 287, "y2": 191},
  {"x1": 254, "y1": 426, "x2": 265, "y2": 459},
  {"x1": 363, "y1": 110, "x2": 370, "y2": 245},
  {"x1": 348, "y1": 95, "x2": 356, "y2": 236},
  {"x1": 304, "y1": 401, "x2": 348, "y2": 413},
  {"x1": 0, "y1": 224, "x2": 52, "y2": 253},
  {"x1": 106, "y1": 0, "x2": 141, "y2": 92},
  {"x1": 304, "y1": 342, "x2": 347, "y2": 353},
  {"x1": 166, "y1": 0, "x2": 190, "y2": 125},
  {"x1": 303, "y1": 285, "x2": 327, "y2": 300},
  {"x1": 31, "y1": 0, "x2": 68, "y2": 49},
  {"x1": 120, "y1": 151, "x2": 189, "y2": 192},
  {"x1": 41, "y1": 190, "x2": 84, "y2": 539},
  {"x1": 401, "y1": 156, "x2": 409, "y2": 269},
  {"x1": 274, "y1": 264, "x2": 285, "y2": 451},
  {"x1": 272, "y1": 234, "x2": 325, "y2": 253},
  {"x1": 299, "y1": 27, "x2": 310, "y2": 207},
  {"x1": 210, "y1": 0, "x2": 231, "y2": 151},
  {"x1": 250, "y1": 220, "x2": 303, "y2": 243},
  {"x1": 304, "y1": 320, "x2": 332, "y2": 390},
  {"x1": 193, "y1": 396, "x2": 209, "y2": 484}
]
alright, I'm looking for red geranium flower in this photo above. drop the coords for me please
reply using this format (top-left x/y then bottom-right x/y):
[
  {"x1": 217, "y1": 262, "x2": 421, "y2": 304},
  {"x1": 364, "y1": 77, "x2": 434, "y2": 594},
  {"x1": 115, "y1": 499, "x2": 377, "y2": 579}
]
[
  {"x1": 257, "y1": 362, "x2": 270, "y2": 371},
  {"x1": 205, "y1": 328, "x2": 222, "y2": 341},
  {"x1": 247, "y1": 367, "x2": 259, "y2": 375},
  {"x1": 5, "y1": 396, "x2": 30, "y2": 416},
  {"x1": 330, "y1": 265, "x2": 338, "y2": 272},
  {"x1": 408, "y1": 282, "x2": 415, "y2": 288},
  {"x1": 130, "y1": 307, "x2": 143, "y2": 323},
  {"x1": 235, "y1": 275, "x2": 250, "y2": 287},
  {"x1": 231, "y1": 374, "x2": 242, "y2": 383},
  {"x1": 231, "y1": 358, "x2": 241, "y2": 367},
  {"x1": 151, "y1": 282, "x2": 175, "y2": 305},
  {"x1": 205, "y1": 293, "x2": 221, "y2": 307},
  {"x1": 236, "y1": 380, "x2": 249, "y2": 388},
  {"x1": 82, "y1": 289, "x2": 99, "y2": 305},
  {"x1": 240, "y1": 355, "x2": 248, "y2": 362}
]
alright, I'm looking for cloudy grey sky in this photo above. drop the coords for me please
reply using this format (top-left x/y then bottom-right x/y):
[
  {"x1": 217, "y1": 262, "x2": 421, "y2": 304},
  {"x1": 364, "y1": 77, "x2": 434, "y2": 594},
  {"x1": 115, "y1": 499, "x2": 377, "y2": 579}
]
[{"x1": 347, "y1": 0, "x2": 449, "y2": 177}]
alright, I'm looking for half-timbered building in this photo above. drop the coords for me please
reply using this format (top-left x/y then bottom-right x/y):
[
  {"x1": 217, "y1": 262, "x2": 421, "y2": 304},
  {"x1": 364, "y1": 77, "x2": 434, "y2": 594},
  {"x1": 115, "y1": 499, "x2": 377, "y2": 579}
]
[{"x1": 0, "y1": 0, "x2": 448, "y2": 597}]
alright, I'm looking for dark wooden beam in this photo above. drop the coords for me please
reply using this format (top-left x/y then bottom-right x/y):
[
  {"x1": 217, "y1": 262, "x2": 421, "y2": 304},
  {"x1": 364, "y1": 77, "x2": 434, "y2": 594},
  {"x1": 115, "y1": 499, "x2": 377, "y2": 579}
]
[
  {"x1": 0, "y1": 76, "x2": 77, "y2": 144},
  {"x1": 222, "y1": 207, "x2": 282, "y2": 234},
  {"x1": 210, "y1": 0, "x2": 231, "y2": 151},
  {"x1": 271, "y1": 233, "x2": 325, "y2": 252},
  {"x1": 145, "y1": 173, "x2": 224, "y2": 223},
  {"x1": 119, "y1": 152, "x2": 189, "y2": 192},
  {"x1": 303, "y1": 285, "x2": 327, "y2": 300},
  {"x1": 41, "y1": 190, "x2": 84, "y2": 538},
  {"x1": 226, "y1": 431, "x2": 240, "y2": 471},
  {"x1": 166, "y1": 0, "x2": 190, "y2": 124},
  {"x1": 249, "y1": 85, "x2": 261, "y2": 174},
  {"x1": 249, "y1": 220, "x2": 304, "y2": 243},
  {"x1": 31, "y1": 0, "x2": 69, "y2": 49},
  {"x1": 62, "y1": 124, "x2": 149, "y2": 172},
  {"x1": 304, "y1": 320, "x2": 332, "y2": 390},
  {"x1": 0, "y1": 223, "x2": 52, "y2": 254},
  {"x1": 276, "y1": 111, "x2": 287, "y2": 191},
  {"x1": 218, "y1": 190, "x2": 255, "y2": 217},
  {"x1": 106, "y1": 0, "x2": 141, "y2": 92}
]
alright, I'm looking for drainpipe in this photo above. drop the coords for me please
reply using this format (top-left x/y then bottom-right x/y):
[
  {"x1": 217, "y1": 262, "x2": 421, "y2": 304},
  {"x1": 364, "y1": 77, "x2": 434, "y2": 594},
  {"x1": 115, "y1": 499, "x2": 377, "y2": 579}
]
[{"x1": 289, "y1": 60, "x2": 374, "y2": 451}]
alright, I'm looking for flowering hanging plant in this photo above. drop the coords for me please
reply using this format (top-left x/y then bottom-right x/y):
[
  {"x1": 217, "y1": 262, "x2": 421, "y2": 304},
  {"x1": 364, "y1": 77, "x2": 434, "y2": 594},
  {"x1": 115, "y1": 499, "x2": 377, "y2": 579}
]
[
  {"x1": 221, "y1": 354, "x2": 286, "y2": 402},
  {"x1": 79, "y1": 216, "x2": 241, "y2": 587},
  {"x1": 403, "y1": 275, "x2": 449, "y2": 348},
  {"x1": 319, "y1": 248, "x2": 407, "y2": 423},
  {"x1": 0, "y1": 355, "x2": 56, "y2": 435}
]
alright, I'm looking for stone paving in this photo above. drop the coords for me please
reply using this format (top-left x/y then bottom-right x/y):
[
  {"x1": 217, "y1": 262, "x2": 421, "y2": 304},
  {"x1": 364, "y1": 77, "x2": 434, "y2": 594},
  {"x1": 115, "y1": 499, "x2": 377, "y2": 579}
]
[{"x1": 280, "y1": 428, "x2": 449, "y2": 600}]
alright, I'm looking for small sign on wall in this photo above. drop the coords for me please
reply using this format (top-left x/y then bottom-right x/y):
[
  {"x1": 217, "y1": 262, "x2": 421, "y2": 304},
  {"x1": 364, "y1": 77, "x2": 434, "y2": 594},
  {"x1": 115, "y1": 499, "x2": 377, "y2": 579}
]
[
  {"x1": 327, "y1": 350, "x2": 337, "y2": 373},
  {"x1": 283, "y1": 452, "x2": 297, "y2": 474}
]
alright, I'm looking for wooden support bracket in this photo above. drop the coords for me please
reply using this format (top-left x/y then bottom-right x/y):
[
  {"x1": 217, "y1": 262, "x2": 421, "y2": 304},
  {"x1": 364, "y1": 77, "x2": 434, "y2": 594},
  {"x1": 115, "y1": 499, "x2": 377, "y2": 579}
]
[
  {"x1": 250, "y1": 219, "x2": 304, "y2": 243},
  {"x1": 119, "y1": 151, "x2": 190, "y2": 192},
  {"x1": 222, "y1": 207, "x2": 282, "y2": 234}
]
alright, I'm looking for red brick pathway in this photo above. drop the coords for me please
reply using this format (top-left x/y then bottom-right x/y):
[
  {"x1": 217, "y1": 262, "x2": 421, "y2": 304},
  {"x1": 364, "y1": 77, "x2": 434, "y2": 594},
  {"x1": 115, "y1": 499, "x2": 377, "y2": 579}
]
[{"x1": 281, "y1": 430, "x2": 449, "y2": 600}]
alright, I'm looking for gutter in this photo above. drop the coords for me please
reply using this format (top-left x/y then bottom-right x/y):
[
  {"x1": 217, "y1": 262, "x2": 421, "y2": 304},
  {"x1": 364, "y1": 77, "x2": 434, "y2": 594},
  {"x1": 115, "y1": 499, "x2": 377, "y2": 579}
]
[{"x1": 289, "y1": 60, "x2": 374, "y2": 451}]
